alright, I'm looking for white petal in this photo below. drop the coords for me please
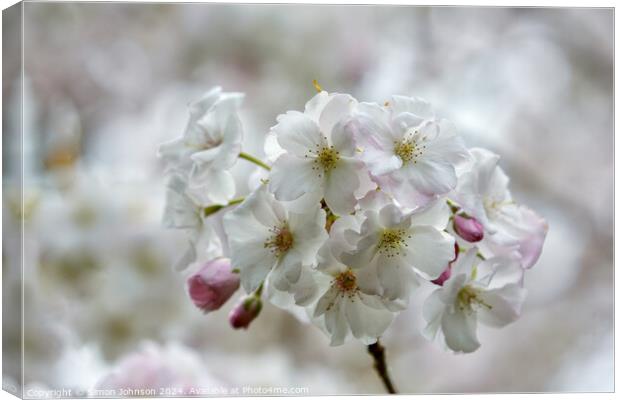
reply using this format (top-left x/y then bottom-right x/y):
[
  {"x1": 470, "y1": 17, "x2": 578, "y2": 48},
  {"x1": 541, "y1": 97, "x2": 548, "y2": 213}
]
[
  {"x1": 269, "y1": 154, "x2": 322, "y2": 201},
  {"x1": 345, "y1": 294, "x2": 393, "y2": 344},
  {"x1": 187, "y1": 168, "x2": 236, "y2": 206},
  {"x1": 405, "y1": 227, "x2": 455, "y2": 279},
  {"x1": 304, "y1": 91, "x2": 330, "y2": 121},
  {"x1": 325, "y1": 299, "x2": 349, "y2": 346},
  {"x1": 477, "y1": 284, "x2": 527, "y2": 328},
  {"x1": 377, "y1": 262, "x2": 417, "y2": 304},
  {"x1": 248, "y1": 186, "x2": 287, "y2": 229},
  {"x1": 324, "y1": 159, "x2": 362, "y2": 215},
  {"x1": 314, "y1": 285, "x2": 340, "y2": 317},
  {"x1": 409, "y1": 199, "x2": 451, "y2": 230},
  {"x1": 405, "y1": 157, "x2": 457, "y2": 197},
  {"x1": 273, "y1": 111, "x2": 324, "y2": 157},
  {"x1": 390, "y1": 95, "x2": 434, "y2": 120},
  {"x1": 319, "y1": 93, "x2": 356, "y2": 140},
  {"x1": 422, "y1": 290, "x2": 446, "y2": 341},
  {"x1": 441, "y1": 309, "x2": 480, "y2": 353},
  {"x1": 331, "y1": 120, "x2": 357, "y2": 157},
  {"x1": 237, "y1": 242, "x2": 277, "y2": 293}
]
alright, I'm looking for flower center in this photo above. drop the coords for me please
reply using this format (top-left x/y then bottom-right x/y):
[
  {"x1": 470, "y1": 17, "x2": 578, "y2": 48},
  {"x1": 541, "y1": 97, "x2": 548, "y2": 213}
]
[
  {"x1": 264, "y1": 225, "x2": 294, "y2": 256},
  {"x1": 377, "y1": 228, "x2": 410, "y2": 258},
  {"x1": 394, "y1": 130, "x2": 427, "y2": 164},
  {"x1": 311, "y1": 145, "x2": 340, "y2": 175},
  {"x1": 335, "y1": 269, "x2": 358, "y2": 293},
  {"x1": 457, "y1": 286, "x2": 492, "y2": 313},
  {"x1": 483, "y1": 197, "x2": 513, "y2": 219}
]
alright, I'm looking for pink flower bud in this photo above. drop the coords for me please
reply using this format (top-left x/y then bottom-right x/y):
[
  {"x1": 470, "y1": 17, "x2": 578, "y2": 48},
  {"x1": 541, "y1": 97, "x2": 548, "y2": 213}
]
[
  {"x1": 453, "y1": 214, "x2": 484, "y2": 242},
  {"x1": 187, "y1": 258, "x2": 239, "y2": 313},
  {"x1": 229, "y1": 296, "x2": 262, "y2": 330},
  {"x1": 432, "y1": 243, "x2": 459, "y2": 286}
]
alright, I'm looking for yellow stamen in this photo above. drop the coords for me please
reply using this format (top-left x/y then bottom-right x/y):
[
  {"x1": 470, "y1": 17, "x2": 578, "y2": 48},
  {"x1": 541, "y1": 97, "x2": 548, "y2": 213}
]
[{"x1": 312, "y1": 79, "x2": 323, "y2": 93}]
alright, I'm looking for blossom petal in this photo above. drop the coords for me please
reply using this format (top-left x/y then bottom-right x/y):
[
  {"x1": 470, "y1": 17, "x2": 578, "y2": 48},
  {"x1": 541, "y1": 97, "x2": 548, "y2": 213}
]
[
  {"x1": 324, "y1": 159, "x2": 362, "y2": 215},
  {"x1": 405, "y1": 227, "x2": 455, "y2": 279},
  {"x1": 187, "y1": 168, "x2": 235, "y2": 206},
  {"x1": 273, "y1": 111, "x2": 324, "y2": 157},
  {"x1": 345, "y1": 294, "x2": 393, "y2": 344},
  {"x1": 441, "y1": 309, "x2": 480, "y2": 353},
  {"x1": 477, "y1": 284, "x2": 527, "y2": 328},
  {"x1": 319, "y1": 93, "x2": 356, "y2": 140},
  {"x1": 269, "y1": 154, "x2": 322, "y2": 201},
  {"x1": 422, "y1": 290, "x2": 445, "y2": 341}
]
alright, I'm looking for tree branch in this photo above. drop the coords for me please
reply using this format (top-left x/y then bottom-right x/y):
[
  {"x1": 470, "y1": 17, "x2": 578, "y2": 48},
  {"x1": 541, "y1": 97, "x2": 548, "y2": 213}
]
[{"x1": 367, "y1": 340, "x2": 397, "y2": 394}]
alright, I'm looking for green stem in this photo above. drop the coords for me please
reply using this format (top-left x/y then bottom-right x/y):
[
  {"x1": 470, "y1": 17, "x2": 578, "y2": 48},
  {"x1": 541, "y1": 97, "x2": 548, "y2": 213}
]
[
  {"x1": 254, "y1": 281, "x2": 264, "y2": 297},
  {"x1": 203, "y1": 197, "x2": 245, "y2": 217},
  {"x1": 239, "y1": 152, "x2": 271, "y2": 171}
]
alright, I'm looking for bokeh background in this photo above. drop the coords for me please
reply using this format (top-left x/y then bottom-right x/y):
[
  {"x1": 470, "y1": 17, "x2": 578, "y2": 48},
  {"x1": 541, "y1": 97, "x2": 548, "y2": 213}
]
[{"x1": 3, "y1": 3, "x2": 613, "y2": 395}]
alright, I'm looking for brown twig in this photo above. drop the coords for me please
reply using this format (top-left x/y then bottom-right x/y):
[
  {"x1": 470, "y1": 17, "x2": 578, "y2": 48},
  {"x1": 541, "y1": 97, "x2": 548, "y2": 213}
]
[{"x1": 367, "y1": 340, "x2": 397, "y2": 394}]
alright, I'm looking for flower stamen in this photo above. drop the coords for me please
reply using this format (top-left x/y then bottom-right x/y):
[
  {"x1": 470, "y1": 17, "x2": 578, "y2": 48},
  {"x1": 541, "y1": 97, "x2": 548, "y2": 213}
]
[
  {"x1": 377, "y1": 228, "x2": 410, "y2": 258},
  {"x1": 264, "y1": 225, "x2": 294, "y2": 256},
  {"x1": 311, "y1": 144, "x2": 340, "y2": 175},
  {"x1": 335, "y1": 269, "x2": 358, "y2": 293},
  {"x1": 457, "y1": 286, "x2": 492, "y2": 313}
]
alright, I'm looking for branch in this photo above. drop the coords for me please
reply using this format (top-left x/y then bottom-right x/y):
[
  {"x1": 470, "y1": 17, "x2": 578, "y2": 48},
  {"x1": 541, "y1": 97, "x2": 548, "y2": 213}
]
[{"x1": 367, "y1": 340, "x2": 397, "y2": 394}]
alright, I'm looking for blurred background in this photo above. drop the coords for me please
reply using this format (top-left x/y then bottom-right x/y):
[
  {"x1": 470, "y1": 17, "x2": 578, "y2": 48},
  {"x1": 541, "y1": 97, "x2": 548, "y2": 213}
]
[{"x1": 2, "y1": 4, "x2": 613, "y2": 395}]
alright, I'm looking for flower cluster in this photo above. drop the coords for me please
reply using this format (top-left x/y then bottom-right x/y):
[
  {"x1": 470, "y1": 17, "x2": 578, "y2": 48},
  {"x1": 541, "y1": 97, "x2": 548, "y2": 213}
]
[{"x1": 159, "y1": 86, "x2": 547, "y2": 353}]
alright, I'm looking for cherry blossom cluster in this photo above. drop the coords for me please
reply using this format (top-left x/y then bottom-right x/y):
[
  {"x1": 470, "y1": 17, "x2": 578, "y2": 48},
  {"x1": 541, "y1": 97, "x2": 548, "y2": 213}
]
[{"x1": 158, "y1": 86, "x2": 548, "y2": 353}]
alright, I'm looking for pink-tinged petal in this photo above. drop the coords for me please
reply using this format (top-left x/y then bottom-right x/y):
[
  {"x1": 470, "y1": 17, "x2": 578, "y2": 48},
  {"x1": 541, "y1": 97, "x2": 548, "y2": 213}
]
[
  {"x1": 441, "y1": 308, "x2": 480, "y2": 353},
  {"x1": 516, "y1": 207, "x2": 548, "y2": 269},
  {"x1": 405, "y1": 157, "x2": 458, "y2": 197},
  {"x1": 272, "y1": 111, "x2": 324, "y2": 157},
  {"x1": 426, "y1": 119, "x2": 470, "y2": 165},
  {"x1": 373, "y1": 171, "x2": 433, "y2": 209},
  {"x1": 269, "y1": 154, "x2": 322, "y2": 201}
]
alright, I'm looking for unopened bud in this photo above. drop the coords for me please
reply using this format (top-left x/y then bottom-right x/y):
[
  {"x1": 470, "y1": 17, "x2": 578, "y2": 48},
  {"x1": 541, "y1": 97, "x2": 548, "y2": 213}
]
[
  {"x1": 187, "y1": 258, "x2": 239, "y2": 313},
  {"x1": 229, "y1": 295, "x2": 262, "y2": 329},
  {"x1": 453, "y1": 214, "x2": 484, "y2": 243}
]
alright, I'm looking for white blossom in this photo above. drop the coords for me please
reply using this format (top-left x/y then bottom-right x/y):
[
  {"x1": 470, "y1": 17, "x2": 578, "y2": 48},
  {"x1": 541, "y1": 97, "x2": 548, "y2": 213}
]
[
  {"x1": 158, "y1": 87, "x2": 244, "y2": 206},
  {"x1": 422, "y1": 248, "x2": 526, "y2": 353},
  {"x1": 349, "y1": 96, "x2": 469, "y2": 208},
  {"x1": 162, "y1": 174, "x2": 221, "y2": 271},
  {"x1": 341, "y1": 191, "x2": 455, "y2": 308},
  {"x1": 222, "y1": 185, "x2": 327, "y2": 293},
  {"x1": 452, "y1": 148, "x2": 548, "y2": 268},
  {"x1": 268, "y1": 91, "x2": 372, "y2": 215}
]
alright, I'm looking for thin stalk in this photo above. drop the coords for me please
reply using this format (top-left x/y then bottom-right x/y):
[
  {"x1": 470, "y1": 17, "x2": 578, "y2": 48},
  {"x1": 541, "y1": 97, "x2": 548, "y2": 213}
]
[
  {"x1": 203, "y1": 197, "x2": 245, "y2": 217},
  {"x1": 239, "y1": 152, "x2": 271, "y2": 171}
]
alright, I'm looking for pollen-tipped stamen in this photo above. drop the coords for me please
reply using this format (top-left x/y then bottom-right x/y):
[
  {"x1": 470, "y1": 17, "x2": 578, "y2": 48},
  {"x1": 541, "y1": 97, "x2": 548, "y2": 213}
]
[
  {"x1": 264, "y1": 225, "x2": 294, "y2": 257},
  {"x1": 377, "y1": 228, "x2": 410, "y2": 258}
]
